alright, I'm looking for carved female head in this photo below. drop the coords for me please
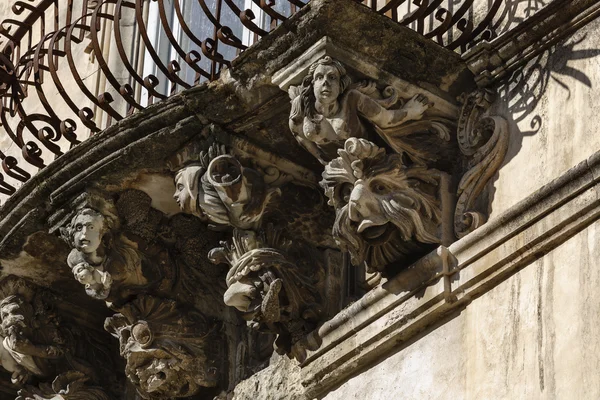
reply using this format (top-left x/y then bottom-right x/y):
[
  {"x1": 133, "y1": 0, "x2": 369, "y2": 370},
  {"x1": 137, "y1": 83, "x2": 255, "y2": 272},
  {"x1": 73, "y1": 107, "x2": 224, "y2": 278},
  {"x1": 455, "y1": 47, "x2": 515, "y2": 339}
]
[
  {"x1": 173, "y1": 165, "x2": 204, "y2": 217},
  {"x1": 290, "y1": 56, "x2": 352, "y2": 125}
]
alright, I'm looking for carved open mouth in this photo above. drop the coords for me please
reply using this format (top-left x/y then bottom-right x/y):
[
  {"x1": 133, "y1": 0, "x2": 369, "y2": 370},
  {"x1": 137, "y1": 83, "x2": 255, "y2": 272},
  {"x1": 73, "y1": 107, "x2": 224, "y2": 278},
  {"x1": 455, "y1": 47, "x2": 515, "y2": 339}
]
[{"x1": 360, "y1": 223, "x2": 394, "y2": 245}]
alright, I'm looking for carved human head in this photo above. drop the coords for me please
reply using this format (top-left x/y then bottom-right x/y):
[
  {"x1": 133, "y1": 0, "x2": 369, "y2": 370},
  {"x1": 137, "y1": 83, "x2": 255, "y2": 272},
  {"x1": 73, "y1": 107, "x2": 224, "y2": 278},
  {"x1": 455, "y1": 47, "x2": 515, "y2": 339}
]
[
  {"x1": 308, "y1": 57, "x2": 351, "y2": 104},
  {"x1": 73, "y1": 262, "x2": 94, "y2": 285},
  {"x1": 173, "y1": 165, "x2": 205, "y2": 217},
  {"x1": 321, "y1": 138, "x2": 442, "y2": 272},
  {"x1": 105, "y1": 296, "x2": 220, "y2": 398},
  {"x1": 67, "y1": 208, "x2": 108, "y2": 254}
]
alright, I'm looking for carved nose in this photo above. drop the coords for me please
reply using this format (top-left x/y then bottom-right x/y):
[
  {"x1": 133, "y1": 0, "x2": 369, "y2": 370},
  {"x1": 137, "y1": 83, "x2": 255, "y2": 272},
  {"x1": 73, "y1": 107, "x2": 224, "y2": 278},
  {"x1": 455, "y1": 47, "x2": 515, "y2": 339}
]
[{"x1": 348, "y1": 200, "x2": 362, "y2": 222}]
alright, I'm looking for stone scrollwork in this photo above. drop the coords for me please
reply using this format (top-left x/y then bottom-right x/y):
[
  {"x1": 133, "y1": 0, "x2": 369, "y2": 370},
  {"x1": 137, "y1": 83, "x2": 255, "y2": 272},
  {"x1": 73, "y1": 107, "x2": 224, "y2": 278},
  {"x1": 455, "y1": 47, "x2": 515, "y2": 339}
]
[
  {"x1": 105, "y1": 295, "x2": 220, "y2": 399},
  {"x1": 321, "y1": 138, "x2": 443, "y2": 273},
  {"x1": 288, "y1": 56, "x2": 453, "y2": 165},
  {"x1": 209, "y1": 227, "x2": 323, "y2": 361},
  {"x1": 455, "y1": 89, "x2": 509, "y2": 238}
]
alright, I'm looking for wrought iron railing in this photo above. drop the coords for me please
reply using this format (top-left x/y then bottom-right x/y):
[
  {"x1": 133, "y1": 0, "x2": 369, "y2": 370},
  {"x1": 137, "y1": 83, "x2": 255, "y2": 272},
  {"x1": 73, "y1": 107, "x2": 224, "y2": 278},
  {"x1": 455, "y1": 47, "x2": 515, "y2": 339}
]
[{"x1": 0, "y1": 0, "x2": 540, "y2": 199}]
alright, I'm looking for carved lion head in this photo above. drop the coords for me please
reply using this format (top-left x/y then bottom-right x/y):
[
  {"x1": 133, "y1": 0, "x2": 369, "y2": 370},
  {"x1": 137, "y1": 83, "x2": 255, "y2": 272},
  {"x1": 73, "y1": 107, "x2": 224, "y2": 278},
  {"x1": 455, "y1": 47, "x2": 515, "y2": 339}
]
[{"x1": 321, "y1": 138, "x2": 442, "y2": 272}]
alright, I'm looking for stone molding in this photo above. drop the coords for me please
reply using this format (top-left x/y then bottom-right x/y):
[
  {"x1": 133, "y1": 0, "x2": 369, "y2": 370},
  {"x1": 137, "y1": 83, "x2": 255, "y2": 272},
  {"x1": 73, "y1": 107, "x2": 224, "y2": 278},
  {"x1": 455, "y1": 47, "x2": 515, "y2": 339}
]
[{"x1": 300, "y1": 150, "x2": 600, "y2": 398}]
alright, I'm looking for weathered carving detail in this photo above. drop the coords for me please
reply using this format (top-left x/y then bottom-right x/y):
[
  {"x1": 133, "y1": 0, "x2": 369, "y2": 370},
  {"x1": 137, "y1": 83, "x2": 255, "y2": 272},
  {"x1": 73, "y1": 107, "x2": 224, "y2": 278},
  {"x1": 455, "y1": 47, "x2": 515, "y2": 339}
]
[
  {"x1": 0, "y1": 277, "x2": 116, "y2": 394},
  {"x1": 321, "y1": 138, "x2": 442, "y2": 273},
  {"x1": 174, "y1": 144, "x2": 280, "y2": 230},
  {"x1": 455, "y1": 89, "x2": 509, "y2": 238},
  {"x1": 56, "y1": 193, "x2": 172, "y2": 304},
  {"x1": 289, "y1": 56, "x2": 451, "y2": 165},
  {"x1": 16, "y1": 371, "x2": 110, "y2": 400},
  {"x1": 105, "y1": 295, "x2": 220, "y2": 399},
  {"x1": 209, "y1": 227, "x2": 322, "y2": 361}
]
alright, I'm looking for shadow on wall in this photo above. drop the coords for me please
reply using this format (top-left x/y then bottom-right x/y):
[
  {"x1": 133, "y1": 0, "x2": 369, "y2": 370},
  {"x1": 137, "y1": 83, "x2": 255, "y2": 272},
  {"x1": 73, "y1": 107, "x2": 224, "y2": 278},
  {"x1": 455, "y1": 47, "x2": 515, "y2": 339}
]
[{"x1": 487, "y1": 33, "x2": 600, "y2": 216}]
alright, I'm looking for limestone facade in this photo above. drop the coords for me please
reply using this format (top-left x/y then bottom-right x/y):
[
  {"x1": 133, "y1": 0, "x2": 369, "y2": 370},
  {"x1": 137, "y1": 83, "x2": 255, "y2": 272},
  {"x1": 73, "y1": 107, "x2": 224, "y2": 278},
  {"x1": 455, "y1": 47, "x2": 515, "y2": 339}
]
[{"x1": 0, "y1": 1, "x2": 599, "y2": 399}]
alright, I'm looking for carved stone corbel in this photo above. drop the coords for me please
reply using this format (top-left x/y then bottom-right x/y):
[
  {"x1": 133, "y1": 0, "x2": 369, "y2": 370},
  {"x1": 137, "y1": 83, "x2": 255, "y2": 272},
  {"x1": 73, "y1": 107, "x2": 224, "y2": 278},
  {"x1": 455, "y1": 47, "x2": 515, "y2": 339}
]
[
  {"x1": 288, "y1": 56, "x2": 454, "y2": 166},
  {"x1": 173, "y1": 143, "x2": 280, "y2": 230},
  {"x1": 51, "y1": 192, "x2": 175, "y2": 305},
  {"x1": 208, "y1": 227, "x2": 323, "y2": 362},
  {"x1": 321, "y1": 138, "x2": 444, "y2": 273},
  {"x1": 454, "y1": 89, "x2": 509, "y2": 238},
  {"x1": 105, "y1": 295, "x2": 221, "y2": 399},
  {"x1": 0, "y1": 277, "x2": 116, "y2": 394},
  {"x1": 16, "y1": 371, "x2": 111, "y2": 400}
]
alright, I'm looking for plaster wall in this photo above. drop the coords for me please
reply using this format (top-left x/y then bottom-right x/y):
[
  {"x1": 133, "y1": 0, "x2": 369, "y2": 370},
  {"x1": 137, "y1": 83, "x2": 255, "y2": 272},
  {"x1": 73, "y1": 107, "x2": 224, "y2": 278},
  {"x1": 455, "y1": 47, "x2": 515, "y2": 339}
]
[{"x1": 491, "y1": 17, "x2": 600, "y2": 216}]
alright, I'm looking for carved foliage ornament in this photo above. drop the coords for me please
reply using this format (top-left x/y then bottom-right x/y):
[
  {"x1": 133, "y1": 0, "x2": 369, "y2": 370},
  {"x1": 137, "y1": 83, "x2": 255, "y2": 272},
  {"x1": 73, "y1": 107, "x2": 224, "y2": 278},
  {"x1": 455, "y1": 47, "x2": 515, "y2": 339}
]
[
  {"x1": 105, "y1": 295, "x2": 220, "y2": 399},
  {"x1": 321, "y1": 138, "x2": 442, "y2": 273},
  {"x1": 209, "y1": 227, "x2": 322, "y2": 361},
  {"x1": 455, "y1": 89, "x2": 509, "y2": 238}
]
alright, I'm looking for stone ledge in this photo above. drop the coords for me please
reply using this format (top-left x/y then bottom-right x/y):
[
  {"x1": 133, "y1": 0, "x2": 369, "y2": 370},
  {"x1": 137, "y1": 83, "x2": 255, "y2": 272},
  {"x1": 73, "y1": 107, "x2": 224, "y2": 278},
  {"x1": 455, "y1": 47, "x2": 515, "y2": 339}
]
[{"x1": 300, "y1": 151, "x2": 600, "y2": 398}]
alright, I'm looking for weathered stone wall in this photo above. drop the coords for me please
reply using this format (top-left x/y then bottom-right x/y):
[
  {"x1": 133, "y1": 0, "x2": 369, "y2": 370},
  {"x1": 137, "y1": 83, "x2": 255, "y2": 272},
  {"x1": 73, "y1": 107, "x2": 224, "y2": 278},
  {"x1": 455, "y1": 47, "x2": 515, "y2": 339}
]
[
  {"x1": 320, "y1": 219, "x2": 600, "y2": 400},
  {"x1": 492, "y1": 16, "x2": 600, "y2": 215}
]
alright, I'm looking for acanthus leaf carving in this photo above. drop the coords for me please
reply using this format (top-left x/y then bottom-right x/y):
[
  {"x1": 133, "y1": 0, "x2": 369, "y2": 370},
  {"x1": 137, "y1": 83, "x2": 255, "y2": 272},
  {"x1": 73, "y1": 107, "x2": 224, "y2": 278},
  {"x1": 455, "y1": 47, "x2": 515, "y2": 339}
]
[{"x1": 455, "y1": 89, "x2": 509, "y2": 238}]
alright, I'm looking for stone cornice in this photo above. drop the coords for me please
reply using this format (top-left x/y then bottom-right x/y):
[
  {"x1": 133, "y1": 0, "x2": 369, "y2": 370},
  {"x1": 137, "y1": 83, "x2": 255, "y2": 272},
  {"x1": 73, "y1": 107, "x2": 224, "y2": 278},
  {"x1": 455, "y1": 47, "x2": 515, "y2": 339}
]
[{"x1": 300, "y1": 150, "x2": 600, "y2": 398}]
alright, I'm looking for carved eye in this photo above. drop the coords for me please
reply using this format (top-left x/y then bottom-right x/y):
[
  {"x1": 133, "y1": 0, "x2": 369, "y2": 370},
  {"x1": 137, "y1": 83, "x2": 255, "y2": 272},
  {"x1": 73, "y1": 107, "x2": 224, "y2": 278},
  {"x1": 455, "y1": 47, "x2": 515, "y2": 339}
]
[
  {"x1": 177, "y1": 184, "x2": 184, "y2": 191},
  {"x1": 88, "y1": 225, "x2": 94, "y2": 230},
  {"x1": 76, "y1": 224, "x2": 83, "y2": 231},
  {"x1": 328, "y1": 74, "x2": 338, "y2": 81},
  {"x1": 371, "y1": 182, "x2": 388, "y2": 195}
]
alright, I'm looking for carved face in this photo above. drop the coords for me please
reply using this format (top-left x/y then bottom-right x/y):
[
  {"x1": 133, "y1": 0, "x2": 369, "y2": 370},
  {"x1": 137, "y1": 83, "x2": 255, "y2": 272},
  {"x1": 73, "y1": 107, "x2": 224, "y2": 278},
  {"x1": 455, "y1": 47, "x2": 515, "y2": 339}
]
[
  {"x1": 321, "y1": 138, "x2": 442, "y2": 272},
  {"x1": 73, "y1": 263, "x2": 94, "y2": 285},
  {"x1": 72, "y1": 212, "x2": 104, "y2": 254},
  {"x1": 173, "y1": 166, "x2": 204, "y2": 216},
  {"x1": 313, "y1": 64, "x2": 341, "y2": 105},
  {"x1": 105, "y1": 297, "x2": 219, "y2": 399}
]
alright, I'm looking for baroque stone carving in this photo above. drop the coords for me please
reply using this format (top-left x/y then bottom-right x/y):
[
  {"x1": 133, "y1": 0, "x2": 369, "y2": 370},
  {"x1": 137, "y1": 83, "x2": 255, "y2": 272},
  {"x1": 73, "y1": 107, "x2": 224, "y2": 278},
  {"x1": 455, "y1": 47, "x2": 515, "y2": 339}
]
[
  {"x1": 321, "y1": 138, "x2": 442, "y2": 273},
  {"x1": 105, "y1": 295, "x2": 220, "y2": 399},
  {"x1": 56, "y1": 193, "x2": 172, "y2": 304},
  {"x1": 16, "y1": 371, "x2": 110, "y2": 400},
  {"x1": 455, "y1": 89, "x2": 509, "y2": 238},
  {"x1": 288, "y1": 56, "x2": 451, "y2": 165},
  {"x1": 209, "y1": 227, "x2": 322, "y2": 361},
  {"x1": 0, "y1": 277, "x2": 115, "y2": 392},
  {"x1": 174, "y1": 144, "x2": 280, "y2": 230}
]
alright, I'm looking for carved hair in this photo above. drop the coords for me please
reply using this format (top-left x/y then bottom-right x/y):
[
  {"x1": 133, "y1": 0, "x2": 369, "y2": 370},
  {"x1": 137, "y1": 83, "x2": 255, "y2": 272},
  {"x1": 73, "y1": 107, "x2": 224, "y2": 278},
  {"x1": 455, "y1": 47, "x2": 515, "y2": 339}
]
[
  {"x1": 64, "y1": 208, "x2": 116, "y2": 249},
  {"x1": 289, "y1": 56, "x2": 352, "y2": 136}
]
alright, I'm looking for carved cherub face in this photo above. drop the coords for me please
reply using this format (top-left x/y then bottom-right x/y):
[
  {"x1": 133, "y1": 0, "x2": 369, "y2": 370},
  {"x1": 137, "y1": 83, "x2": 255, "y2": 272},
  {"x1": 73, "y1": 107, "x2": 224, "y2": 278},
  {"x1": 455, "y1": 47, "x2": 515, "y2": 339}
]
[
  {"x1": 313, "y1": 64, "x2": 341, "y2": 105},
  {"x1": 72, "y1": 211, "x2": 104, "y2": 254},
  {"x1": 321, "y1": 138, "x2": 442, "y2": 272}
]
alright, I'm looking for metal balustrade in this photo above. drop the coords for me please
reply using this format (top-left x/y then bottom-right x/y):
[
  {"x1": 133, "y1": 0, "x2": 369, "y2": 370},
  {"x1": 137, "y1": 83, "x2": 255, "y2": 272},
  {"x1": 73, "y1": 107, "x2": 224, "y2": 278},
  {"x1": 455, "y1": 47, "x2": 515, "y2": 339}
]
[{"x1": 0, "y1": 0, "x2": 543, "y2": 200}]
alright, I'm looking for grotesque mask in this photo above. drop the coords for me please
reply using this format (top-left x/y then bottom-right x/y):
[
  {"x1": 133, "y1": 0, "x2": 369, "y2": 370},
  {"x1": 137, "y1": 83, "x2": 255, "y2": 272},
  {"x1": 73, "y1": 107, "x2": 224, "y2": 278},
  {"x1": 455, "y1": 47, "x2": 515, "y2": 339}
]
[{"x1": 321, "y1": 138, "x2": 442, "y2": 272}]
